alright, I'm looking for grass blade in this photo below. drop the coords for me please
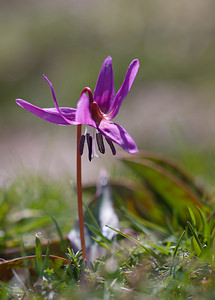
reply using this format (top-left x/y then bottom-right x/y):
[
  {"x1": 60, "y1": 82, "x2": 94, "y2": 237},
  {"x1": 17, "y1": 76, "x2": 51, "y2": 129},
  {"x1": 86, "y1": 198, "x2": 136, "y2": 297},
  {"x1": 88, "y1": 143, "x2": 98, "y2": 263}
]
[
  {"x1": 42, "y1": 241, "x2": 50, "y2": 272},
  {"x1": 169, "y1": 230, "x2": 185, "y2": 277},
  {"x1": 51, "y1": 215, "x2": 67, "y2": 253},
  {"x1": 188, "y1": 207, "x2": 196, "y2": 227},
  {"x1": 106, "y1": 225, "x2": 159, "y2": 259},
  {"x1": 196, "y1": 206, "x2": 210, "y2": 246},
  {"x1": 187, "y1": 221, "x2": 203, "y2": 254},
  {"x1": 35, "y1": 234, "x2": 43, "y2": 276}
]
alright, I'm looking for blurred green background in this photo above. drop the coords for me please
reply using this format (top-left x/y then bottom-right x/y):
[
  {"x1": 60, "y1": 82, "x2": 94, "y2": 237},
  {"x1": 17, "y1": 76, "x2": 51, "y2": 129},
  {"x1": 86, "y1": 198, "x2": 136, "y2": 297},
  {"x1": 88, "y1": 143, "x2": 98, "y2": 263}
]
[{"x1": 1, "y1": 0, "x2": 215, "y2": 183}]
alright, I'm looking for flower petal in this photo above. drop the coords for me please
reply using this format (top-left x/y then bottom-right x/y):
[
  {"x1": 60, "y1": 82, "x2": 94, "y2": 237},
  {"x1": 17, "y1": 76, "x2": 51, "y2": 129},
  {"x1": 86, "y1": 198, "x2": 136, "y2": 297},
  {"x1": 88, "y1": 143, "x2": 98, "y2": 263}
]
[
  {"x1": 43, "y1": 75, "x2": 78, "y2": 125},
  {"x1": 94, "y1": 56, "x2": 115, "y2": 114},
  {"x1": 107, "y1": 59, "x2": 139, "y2": 120},
  {"x1": 98, "y1": 119, "x2": 138, "y2": 154},
  {"x1": 16, "y1": 99, "x2": 78, "y2": 125},
  {"x1": 75, "y1": 93, "x2": 96, "y2": 127}
]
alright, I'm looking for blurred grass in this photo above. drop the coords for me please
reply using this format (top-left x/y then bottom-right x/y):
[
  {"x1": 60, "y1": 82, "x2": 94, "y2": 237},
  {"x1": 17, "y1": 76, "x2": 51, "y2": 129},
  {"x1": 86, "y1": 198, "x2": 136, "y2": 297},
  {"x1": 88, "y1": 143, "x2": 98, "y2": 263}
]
[{"x1": 0, "y1": 173, "x2": 80, "y2": 250}]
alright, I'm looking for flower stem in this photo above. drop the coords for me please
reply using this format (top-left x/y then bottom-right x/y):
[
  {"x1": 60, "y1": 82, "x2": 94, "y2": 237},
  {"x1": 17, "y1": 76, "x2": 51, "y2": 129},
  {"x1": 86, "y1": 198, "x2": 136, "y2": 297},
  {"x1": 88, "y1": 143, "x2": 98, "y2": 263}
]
[{"x1": 76, "y1": 124, "x2": 86, "y2": 261}]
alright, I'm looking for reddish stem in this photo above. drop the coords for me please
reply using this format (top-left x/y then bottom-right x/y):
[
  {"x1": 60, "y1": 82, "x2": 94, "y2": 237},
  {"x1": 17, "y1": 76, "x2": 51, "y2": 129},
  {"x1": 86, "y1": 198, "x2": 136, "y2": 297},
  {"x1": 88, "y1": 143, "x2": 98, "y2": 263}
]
[{"x1": 76, "y1": 124, "x2": 86, "y2": 261}]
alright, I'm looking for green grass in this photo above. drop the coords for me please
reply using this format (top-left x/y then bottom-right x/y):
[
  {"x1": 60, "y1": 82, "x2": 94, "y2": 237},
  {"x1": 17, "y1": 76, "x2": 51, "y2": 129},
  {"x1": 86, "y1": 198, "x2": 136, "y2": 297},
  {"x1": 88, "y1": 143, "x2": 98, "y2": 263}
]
[{"x1": 1, "y1": 151, "x2": 215, "y2": 299}]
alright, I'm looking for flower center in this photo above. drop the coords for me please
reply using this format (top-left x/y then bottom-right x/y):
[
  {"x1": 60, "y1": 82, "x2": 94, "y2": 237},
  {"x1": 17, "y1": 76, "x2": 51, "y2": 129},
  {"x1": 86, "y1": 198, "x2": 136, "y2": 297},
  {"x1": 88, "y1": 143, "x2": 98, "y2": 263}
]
[
  {"x1": 79, "y1": 88, "x2": 116, "y2": 160},
  {"x1": 81, "y1": 87, "x2": 104, "y2": 125}
]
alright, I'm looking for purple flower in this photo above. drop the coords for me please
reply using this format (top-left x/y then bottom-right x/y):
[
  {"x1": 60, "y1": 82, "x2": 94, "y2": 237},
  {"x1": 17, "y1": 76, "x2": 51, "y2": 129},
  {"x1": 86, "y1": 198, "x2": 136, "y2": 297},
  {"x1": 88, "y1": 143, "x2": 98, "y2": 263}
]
[{"x1": 16, "y1": 56, "x2": 139, "y2": 159}]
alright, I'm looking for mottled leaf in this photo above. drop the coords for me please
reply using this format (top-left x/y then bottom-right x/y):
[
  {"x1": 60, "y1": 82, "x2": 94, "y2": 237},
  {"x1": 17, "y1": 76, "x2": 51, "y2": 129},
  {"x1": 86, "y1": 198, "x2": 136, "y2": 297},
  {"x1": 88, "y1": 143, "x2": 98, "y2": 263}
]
[{"x1": 120, "y1": 151, "x2": 211, "y2": 224}]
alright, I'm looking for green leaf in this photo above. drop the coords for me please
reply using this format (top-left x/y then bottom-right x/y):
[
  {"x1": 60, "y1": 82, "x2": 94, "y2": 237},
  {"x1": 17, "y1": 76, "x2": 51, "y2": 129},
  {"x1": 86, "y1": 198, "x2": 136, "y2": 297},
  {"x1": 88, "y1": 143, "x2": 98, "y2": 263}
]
[
  {"x1": 188, "y1": 207, "x2": 196, "y2": 227},
  {"x1": 84, "y1": 222, "x2": 111, "y2": 245},
  {"x1": 111, "y1": 179, "x2": 165, "y2": 226},
  {"x1": 35, "y1": 235, "x2": 43, "y2": 276},
  {"x1": 196, "y1": 206, "x2": 210, "y2": 246},
  {"x1": 42, "y1": 241, "x2": 50, "y2": 272},
  {"x1": 51, "y1": 215, "x2": 67, "y2": 253},
  {"x1": 106, "y1": 225, "x2": 159, "y2": 259},
  {"x1": 120, "y1": 152, "x2": 210, "y2": 225},
  {"x1": 169, "y1": 230, "x2": 185, "y2": 276},
  {"x1": 119, "y1": 206, "x2": 168, "y2": 235},
  {"x1": 187, "y1": 221, "x2": 203, "y2": 255}
]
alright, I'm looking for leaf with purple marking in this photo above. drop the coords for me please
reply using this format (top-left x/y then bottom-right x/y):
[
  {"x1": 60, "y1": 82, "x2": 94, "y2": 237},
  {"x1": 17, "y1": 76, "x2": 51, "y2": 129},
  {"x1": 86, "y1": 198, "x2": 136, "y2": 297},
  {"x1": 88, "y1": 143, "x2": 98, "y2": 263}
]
[{"x1": 120, "y1": 151, "x2": 211, "y2": 224}]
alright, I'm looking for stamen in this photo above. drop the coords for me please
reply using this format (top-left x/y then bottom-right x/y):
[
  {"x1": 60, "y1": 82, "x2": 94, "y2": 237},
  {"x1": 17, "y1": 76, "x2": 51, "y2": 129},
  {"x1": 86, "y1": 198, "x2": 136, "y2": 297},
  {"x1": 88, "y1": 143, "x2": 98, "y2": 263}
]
[
  {"x1": 105, "y1": 138, "x2": 116, "y2": 156},
  {"x1": 86, "y1": 133, "x2": 93, "y2": 161},
  {"x1": 79, "y1": 135, "x2": 85, "y2": 156},
  {"x1": 96, "y1": 132, "x2": 105, "y2": 154}
]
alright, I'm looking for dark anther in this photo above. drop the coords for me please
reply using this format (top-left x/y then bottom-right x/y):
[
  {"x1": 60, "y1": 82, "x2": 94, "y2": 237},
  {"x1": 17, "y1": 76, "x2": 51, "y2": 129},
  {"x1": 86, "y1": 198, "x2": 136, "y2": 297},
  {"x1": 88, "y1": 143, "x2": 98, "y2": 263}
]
[
  {"x1": 96, "y1": 132, "x2": 105, "y2": 154},
  {"x1": 86, "y1": 133, "x2": 93, "y2": 161},
  {"x1": 105, "y1": 138, "x2": 116, "y2": 156},
  {"x1": 79, "y1": 135, "x2": 85, "y2": 156}
]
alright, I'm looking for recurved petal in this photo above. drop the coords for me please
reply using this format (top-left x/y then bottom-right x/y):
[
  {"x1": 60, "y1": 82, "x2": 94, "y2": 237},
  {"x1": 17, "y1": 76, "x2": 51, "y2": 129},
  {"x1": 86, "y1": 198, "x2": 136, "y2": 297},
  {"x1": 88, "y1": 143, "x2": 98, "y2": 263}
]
[
  {"x1": 43, "y1": 75, "x2": 79, "y2": 125},
  {"x1": 75, "y1": 93, "x2": 96, "y2": 127},
  {"x1": 98, "y1": 119, "x2": 138, "y2": 154},
  {"x1": 108, "y1": 59, "x2": 139, "y2": 120},
  {"x1": 16, "y1": 99, "x2": 78, "y2": 125},
  {"x1": 94, "y1": 56, "x2": 115, "y2": 114}
]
